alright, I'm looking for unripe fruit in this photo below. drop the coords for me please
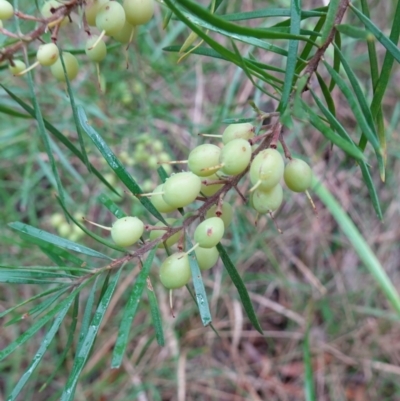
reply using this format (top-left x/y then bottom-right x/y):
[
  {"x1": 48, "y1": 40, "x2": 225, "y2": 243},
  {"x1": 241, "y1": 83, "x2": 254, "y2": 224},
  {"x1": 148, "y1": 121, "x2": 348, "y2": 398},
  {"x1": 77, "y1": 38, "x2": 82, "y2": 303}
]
[
  {"x1": 96, "y1": 1, "x2": 126, "y2": 36},
  {"x1": 188, "y1": 144, "x2": 221, "y2": 177},
  {"x1": 111, "y1": 216, "x2": 144, "y2": 247},
  {"x1": 251, "y1": 184, "x2": 283, "y2": 214},
  {"x1": 58, "y1": 222, "x2": 72, "y2": 237},
  {"x1": 194, "y1": 246, "x2": 219, "y2": 271},
  {"x1": 149, "y1": 218, "x2": 181, "y2": 248},
  {"x1": 206, "y1": 202, "x2": 233, "y2": 228},
  {"x1": 222, "y1": 123, "x2": 254, "y2": 144},
  {"x1": 162, "y1": 172, "x2": 201, "y2": 208},
  {"x1": 112, "y1": 20, "x2": 136, "y2": 44},
  {"x1": 37, "y1": 43, "x2": 59, "y2": 66},
  {"x1": 0, "y1": 0, "x2": 14, "y2": 20},
  {"x1": 50, "y1": 52, "x2": 79, "y2": 81},
  {"x1": 50, "y1": 213, "x2": 64, "y2": 228},
  {"x1": 250, "y1": 148, "x2": 284, "y2": 191},
  {"x1": 220, "y1": 138, "x2": 252, "y2": 176},
  {"x1": 41, "y1": 0, "x2": 68, "y2": 27},
  {"x1": 151, "y1": 184, "x2": 176, "y2": 213},
  {"x1": 9, "y1": 60, "x2": 26, "y2": 75},
  {"x1": 200, "y1": 173, "x2": 223, "y2": 197},
  {"x1": 123, "y1": 0, "x2": 155, "y2": 26},
  {"x1": 85, "y1": 35, "x2": 107, "y2": 62},
  {"x1": 194, "y1": 217, "x2": 225, "y2": 248},
  {"x1": 160, "y1": 252, "x2": 191, "y2": 289},
  {"x1": 85, "y1": 0, "x2": 108, "y2": 26},
  {"x1": 284, "y1": 158, "x2": 313, "y2": 193}
]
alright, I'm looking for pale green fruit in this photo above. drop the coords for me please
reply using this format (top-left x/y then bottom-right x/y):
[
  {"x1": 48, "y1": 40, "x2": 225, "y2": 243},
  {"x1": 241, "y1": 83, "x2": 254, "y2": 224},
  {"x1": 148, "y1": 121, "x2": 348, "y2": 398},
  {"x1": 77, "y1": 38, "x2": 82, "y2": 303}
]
[
  {"x1": 41, "y1": 0, "x2": 68, "y2": 26},
  {"x1": 251, "y1": 184, "x2": 283, "y2": 214},
  {"x1": 50, "y1": 52, "x2": 79, "y2": 81},
  {"x1": 194, "y1": 246, "x2": 219, "y2": 271},
  {"x1": 111, "y1": 216, "x2": 144, "y2": 247},
  {"x1": 194, "y1": 217, "x2": 225, "y2": 248},
  {"x1": 250, "y1": 148, "x2": 284, "y2": 191},
  {"x1": 200, "y1": 173, "x2": 223, "y2": 197},
  {"x1": 0, "y1": 0, "x2": 14, "y2": 20},
  {"x1": 188, "y1": 144, "x2": 221, "y2": 177},
  {"x1": 9, "y1": 60, "x2": 26, "y2": 75},
  {"x1": 162, "y1": 172, "x2": 201, "y2": 208},
  {"x1": 222, "y1": 123, "x2": 254, "y2": 144},
  {"x1": 149, "y1": 218, "x2": 181, "y2": 248},
  {"x1": 85, "y1": 35, "x2": 107, "y2": 62},
  {"x1": 96, "y1": 1, "x2": 126, "y2": 36},
  {"x1": 123, "y1": 0, "x2": 155, "y2": 26},
  {"x1": 58, "y1": 222, "x2": 72, "y2": 237},
  {"x1": 220, "y1": 138, "x2": 252, "y2": 176},
  {"x1": 206, "y1": 202, "x2": 233, "y2": 228},
  {"x1": 112, "y1": 20, "x2": 136, "y2": 44},
  {"x1": 50, "y1": 213, "x2": 64, "y2": 228},
  {"x1": 284, "y1": 158, "x2": 312, "y2": 193},
  {"x1": 160, "y1": 252, "x2": 191, "y2": 289},
  {"x1": 85, "y1": 0, "x2": 108, "y2": 26},
  {"x1": 37, "y1": 43, "x2": 59, "y2": 66},
  {"x1": 151, "y1": 184, "x2": 176, "y2": 213}
]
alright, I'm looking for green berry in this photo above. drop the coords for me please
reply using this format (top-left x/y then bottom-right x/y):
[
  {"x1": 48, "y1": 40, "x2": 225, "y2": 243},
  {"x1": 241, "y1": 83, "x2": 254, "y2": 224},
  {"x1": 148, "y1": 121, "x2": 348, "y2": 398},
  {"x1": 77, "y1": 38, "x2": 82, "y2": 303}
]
[
  {"x1": 9, "y1": 60, "x2": 26, "y2": 75},
  {"x1": 284, "y1": 158, "x2": 313, "y2": 193},
  {"x1": 194, "y1": 246, "x2": 219, "y2": 271},
  {"x1": 41, "y1": 0, "x2": 68, "y2": 27},
  {"x1": 151, "y1": 184, "x2": 177, "y2": 213},
  {"x1": 194, "y1": 217, "x2": 225, "y2": 248},
  {"x1": 0, "y1": 0, "x2": 14, "y2": 20},
  {"x1": 37, "y1": 43, "x2": 59, "y2": 66},
  {"x1": 58, "y1": 222, "x2": 72, "y2": 237},
  {"x1": 50, "y1": 52, "x2": 79, "y2": 81},
  {"x1": 200, "y1": 173, "x2": 223, "y2": 197},
  {"x1": 149, "y1": 218, "x2": 181, "y2": 248},
  {"x1": 188, "y1": 144, "x2": 221, "y2": 177},
  {"x1": 96, "y1": 1, "x2": 126, "y2": 36},
  {"x1": 112, "y1": 20, "x2": 136, "y2": 44},
  {"x1": 162, "y1": 172, "x2": 201, "y2": 208},
  {"x1": 160, "y1": 252, "x2": 191, "y2": 289},
  {"x1": 250, "y1": 148, "x2": 284, "y2": 191},
  {"x1": 50, "y1": 213, "x2": 64, "y2": 228},
  {"x1": 251, "y1": 184, "x2": 283, "y2": 214},
  {"x1": 123, "y1": 0, "x2": 155, "y2": 26},
  {"x1": 111, "y1": 216, "x2": 144, "y2": 247},
  {"x1": 85, "y1": 35, "x2": 107, "y2": 62},
  {"x1": 220, "y1": 138, "x2": 252, "y2": 176},
  {"x1": 85, "y1": 0, "x2": 108, "y2": 26},
  {"x1": 206, "y1": 202, "x2": 233, "y2": 228},
  {"x1": 222, "y1": 123, "x2": 254, "y2": 144}
]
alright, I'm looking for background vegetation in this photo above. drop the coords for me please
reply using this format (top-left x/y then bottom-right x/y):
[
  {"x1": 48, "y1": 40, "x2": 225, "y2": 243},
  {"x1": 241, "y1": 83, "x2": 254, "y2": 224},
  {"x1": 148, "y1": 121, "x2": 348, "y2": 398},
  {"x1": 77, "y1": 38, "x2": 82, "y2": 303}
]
[{"x1": 1, "y1": 0, "x2": 400, "y2": 400}]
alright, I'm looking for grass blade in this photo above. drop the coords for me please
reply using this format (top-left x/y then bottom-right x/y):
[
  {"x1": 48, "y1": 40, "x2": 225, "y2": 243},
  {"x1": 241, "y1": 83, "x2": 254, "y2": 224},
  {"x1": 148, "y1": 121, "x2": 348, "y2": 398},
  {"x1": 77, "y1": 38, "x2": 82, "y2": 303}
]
[
  {"x1": 77, "y1": 105, "x2": 165, "y2": 222},
  {"x1": 278, "y1": 0, "x2": 301, "y2": 115},
  {"x1": 111, "y1": 248, "x2": 157, "y2": 368},
  {"x1": 61, "y1": 268, "x2": 122, "y2": 401},
  {"x1": 8, "y1": 222, "x2": 111, "y2": 260},
  {"x1": 303, "y1": 327, "x2": 317, "y2": 401},
  {"x1": 312, "y1": 176, "x2": 400, "y2": 315},
  {"x1": 146, "y1": 278, "x2": 165, "y2": 346},
  {"x1": 216, "y1": 243, "x2": 263, "y2": 334}
]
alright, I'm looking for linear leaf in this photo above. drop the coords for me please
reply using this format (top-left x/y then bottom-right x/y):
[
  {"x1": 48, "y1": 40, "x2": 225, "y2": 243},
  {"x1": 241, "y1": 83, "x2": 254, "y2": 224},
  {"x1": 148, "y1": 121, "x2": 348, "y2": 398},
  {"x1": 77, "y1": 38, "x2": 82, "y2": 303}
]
[
  {"x1": 217, "y1": 243, "x2": 263, "y2": 334},
  {"x1": 111, "y1": 248, "x2": 157, "y2": 368},
  {"x1": 146, "y1": 279, "x2": 165, "y2": 346},
  {"x1": 312, "y1": 177, "x2": 400, "y2": 316},
  {"x1": 97, "y1": 193, "x2": 127, "y2": 219},
  {"x1": 61, "y1": 268, "x2": 122, "y2": 401},
  {"x1": 316, "y1": 72, "x2": 336, "y2": 117},
  {"x1": 0, "y1": 103, "x2": 30, "y2": 118},
  {"x1": 336, "y1": 24, "x2": 373, "y2": 40},
  {"x1": 278, "y1": 0, "x2": 301, "y2": 115},
  {"x1": 222, "y1": 8, "x2": 325, "y2": 21},
  {"x1": 8, "y1": 222, "x2": 111, "y2": 260},
  {"x1": 329, "y1": 30, "x2": 341, "y2": 91},
  {"x1": 303, "y1": 327, "x2": 317, "y2": 401},
  {"x1": 319, "y1": 0, "x2": 340, "y2": 44},
  {"x1": 77, "y1": 105, "x2": 166, "y2": 223}
]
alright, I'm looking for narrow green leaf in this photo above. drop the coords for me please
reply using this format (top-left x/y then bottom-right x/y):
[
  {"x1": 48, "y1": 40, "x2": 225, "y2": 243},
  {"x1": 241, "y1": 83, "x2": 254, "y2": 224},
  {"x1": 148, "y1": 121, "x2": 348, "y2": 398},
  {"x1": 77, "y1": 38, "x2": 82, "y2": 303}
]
[
  {"x1": 8, "y1": 222, "x2": 111, "y2": 260},
  {"x1": 7, "y1": 295, "x2": 76, "y2": 401},
  {"x1": 350, "y1": 4, "x2": 400, "y2": 64},
  {"x1": 319, "y1": 0, "x2": 340, "y2": 44},
  {"x1": 336, "y1": 24, "x2": 373, "y2": 40},
  {"x1": 312, "y1": 177, "x2": 400, "y2": 316},
  {"x1": 303, "y1": 327, "x2": 317, "y2": 401},
  {"x1": 61, "y1": 269, "x2": 122, "y2": 401},
  {"x1": 278, "y1": 0, "x2": 301, "y2": 115},
  {"x1": 186, "y1": 236, "x2": 212, "y2": 326},
  {"x1": 97, "y1": 194, "x2": 127, "y2": 219},
  {"x1": 59, "y1": 51, "x2": 91, "y2": 171},
  {"x1": 0, "y1": 103, "x2": 30, "y2": 118},
  {"x1": 222, "y1": 8, "x2": 325, "y2": 21},
  {"x1": 328, "y1": 30, "x2": 341, "y2": 91},
  {"x1": 216, "y1": 243, "x2": 263, "y2": 334},
  {"x1": 146, "y1": 280, "x2": 165, "y2": 346},
  {"x1": 0, "y1": 85, "x2": 117, "y2": 194},
  {"x1": 222, "y1": 117, "x2": 257, "y2": 124},
  {"x1": 111, "y1": 248, "x2": 157, "y2": 368},
  {"x1": 316, "y1": 72, "x2": 336, "y2": 117},
  {"x1": 77, "y1": 105, "x2": 166, "y2": 223},
  {"x1": 301, "y1": 101, "x2": 366, "y2": 162},
  {"x1": 156, "y1": 165, "x2": 169, "y2": 183}
]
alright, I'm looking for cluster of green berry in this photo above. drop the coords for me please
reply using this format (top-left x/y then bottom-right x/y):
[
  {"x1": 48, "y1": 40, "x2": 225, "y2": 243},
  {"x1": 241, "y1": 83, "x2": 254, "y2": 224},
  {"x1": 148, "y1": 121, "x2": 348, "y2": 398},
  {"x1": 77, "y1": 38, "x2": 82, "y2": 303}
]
[
  {"x1": 50, "y1": 212, "x2": 85, "y2": 242},
  {"x1": 2, "y1": 0, "x2": 155, "y2": 80},
  {"x1": 90, "y1": 123, "x2": 313, "y2": 291}
]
